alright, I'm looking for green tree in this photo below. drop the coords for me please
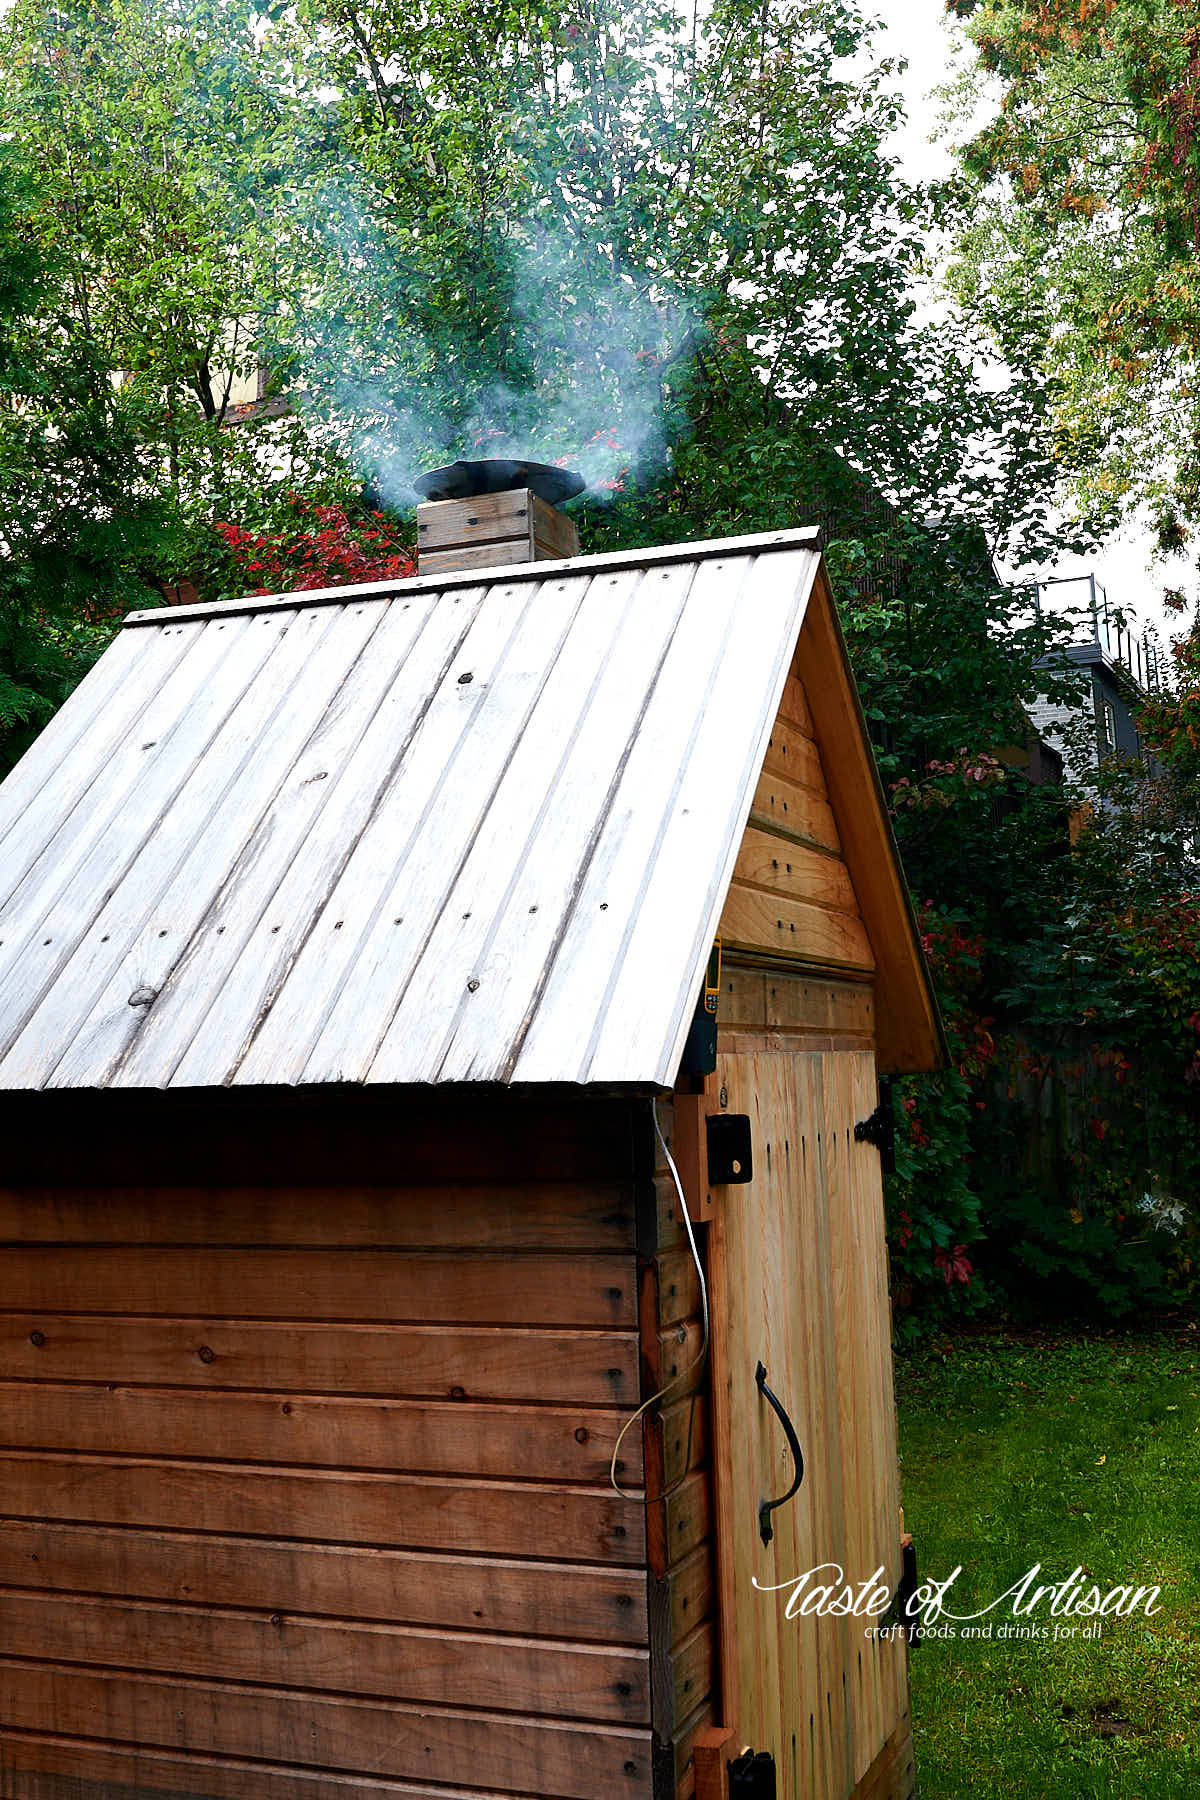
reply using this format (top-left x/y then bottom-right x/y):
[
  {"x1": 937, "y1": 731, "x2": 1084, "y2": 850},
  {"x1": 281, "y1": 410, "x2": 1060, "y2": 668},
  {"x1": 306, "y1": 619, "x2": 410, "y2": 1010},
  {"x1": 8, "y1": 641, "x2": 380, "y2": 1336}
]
[
  {"x1": 0, "y1": 141, "x2": 181, "y2": 769},
  {"x1": 945, "y1": 0, "x2": 1200, "y2": 559}
]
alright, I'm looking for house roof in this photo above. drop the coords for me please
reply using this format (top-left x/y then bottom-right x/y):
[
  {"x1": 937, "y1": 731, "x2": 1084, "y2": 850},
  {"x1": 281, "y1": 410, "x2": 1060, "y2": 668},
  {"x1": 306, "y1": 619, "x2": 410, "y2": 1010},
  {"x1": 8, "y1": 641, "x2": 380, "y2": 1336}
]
[{"x1": 0, "y1": 528, "x2": 860, "y2": 1092}]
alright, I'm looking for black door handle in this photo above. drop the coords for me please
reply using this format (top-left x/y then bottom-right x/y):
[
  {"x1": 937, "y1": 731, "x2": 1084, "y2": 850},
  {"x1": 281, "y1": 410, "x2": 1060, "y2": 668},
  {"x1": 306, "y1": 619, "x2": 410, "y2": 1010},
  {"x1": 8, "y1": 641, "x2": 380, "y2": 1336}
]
[{"x1": 756, "y1": 1360, "x2": 804, "y2": 1545}]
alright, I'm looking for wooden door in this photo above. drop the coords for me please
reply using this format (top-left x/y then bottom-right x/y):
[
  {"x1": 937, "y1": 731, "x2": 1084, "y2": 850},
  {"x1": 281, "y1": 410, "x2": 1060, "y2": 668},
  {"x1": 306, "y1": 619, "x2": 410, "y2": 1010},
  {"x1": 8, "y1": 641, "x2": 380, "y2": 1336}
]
[{"x1": 707, "y1": 1046, "x2": 915, "y2": 1800}]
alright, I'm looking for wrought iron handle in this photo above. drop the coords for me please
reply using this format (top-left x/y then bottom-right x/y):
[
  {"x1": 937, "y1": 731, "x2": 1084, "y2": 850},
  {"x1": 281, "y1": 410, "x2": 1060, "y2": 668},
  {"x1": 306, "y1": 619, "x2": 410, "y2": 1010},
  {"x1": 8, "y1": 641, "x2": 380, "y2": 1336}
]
[{"x1": 756, "y1": 1360, "x2": 804, "y2": 1545}]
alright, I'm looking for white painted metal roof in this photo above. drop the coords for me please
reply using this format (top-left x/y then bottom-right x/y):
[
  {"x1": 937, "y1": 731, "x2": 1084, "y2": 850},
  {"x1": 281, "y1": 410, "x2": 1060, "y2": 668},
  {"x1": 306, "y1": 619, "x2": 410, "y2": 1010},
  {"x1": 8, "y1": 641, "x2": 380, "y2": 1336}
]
[{"x1": 0, "y1": 529, "x2": 820, "y2": 1090}]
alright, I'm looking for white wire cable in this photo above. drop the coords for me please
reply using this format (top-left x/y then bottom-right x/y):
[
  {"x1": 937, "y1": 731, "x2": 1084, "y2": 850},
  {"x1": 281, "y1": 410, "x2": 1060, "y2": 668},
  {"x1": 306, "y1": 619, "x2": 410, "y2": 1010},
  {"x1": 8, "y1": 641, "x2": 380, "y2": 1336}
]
[{"x1": 609, "y1": 1095, "x2": 711, "y2": 1503}]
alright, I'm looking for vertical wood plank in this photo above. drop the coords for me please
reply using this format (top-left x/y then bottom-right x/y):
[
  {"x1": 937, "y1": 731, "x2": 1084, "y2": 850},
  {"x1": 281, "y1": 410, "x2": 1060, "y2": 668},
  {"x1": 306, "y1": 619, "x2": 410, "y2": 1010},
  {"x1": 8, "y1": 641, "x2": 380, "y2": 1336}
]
[{"x1": 708, "y1": 1041, "x2": 910, "y2": 1800}]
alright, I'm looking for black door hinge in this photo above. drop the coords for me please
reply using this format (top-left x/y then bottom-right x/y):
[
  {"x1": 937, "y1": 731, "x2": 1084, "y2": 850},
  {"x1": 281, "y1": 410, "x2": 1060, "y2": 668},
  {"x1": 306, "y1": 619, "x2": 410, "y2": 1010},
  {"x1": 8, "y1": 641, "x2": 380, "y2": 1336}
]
[
  {"x1": 728, "y1": 1750, "x2": 776, "y2": 1800},
  {"x1": 854, "y1": 1077, "x2": 895, "y2": 1174},
  {"x1": 880, "y1": 1536, "x2": 923, "y2": 1647}
]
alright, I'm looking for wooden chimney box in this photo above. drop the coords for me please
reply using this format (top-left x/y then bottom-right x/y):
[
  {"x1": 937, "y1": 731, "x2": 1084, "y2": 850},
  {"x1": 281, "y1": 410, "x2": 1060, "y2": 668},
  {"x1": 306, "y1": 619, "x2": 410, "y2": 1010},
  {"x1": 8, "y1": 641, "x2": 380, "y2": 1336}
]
[{"x1": 417, "y1": 488, "x2": 580, "y2": 575}]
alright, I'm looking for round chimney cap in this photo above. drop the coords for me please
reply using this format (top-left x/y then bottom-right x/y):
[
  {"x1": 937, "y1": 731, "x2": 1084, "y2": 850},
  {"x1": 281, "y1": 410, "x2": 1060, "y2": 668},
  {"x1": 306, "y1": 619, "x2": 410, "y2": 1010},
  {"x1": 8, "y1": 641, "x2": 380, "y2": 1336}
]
[{"x1": 412, "y1": 459, "x2": 586, "y2": 506}]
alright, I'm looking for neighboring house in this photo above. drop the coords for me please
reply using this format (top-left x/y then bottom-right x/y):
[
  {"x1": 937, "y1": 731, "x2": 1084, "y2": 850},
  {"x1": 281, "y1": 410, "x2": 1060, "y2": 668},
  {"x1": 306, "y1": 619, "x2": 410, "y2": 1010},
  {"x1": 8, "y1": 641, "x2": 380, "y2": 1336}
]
[{"x1": 1027, "y1": 574, "x2": 1163, "y2": 793}]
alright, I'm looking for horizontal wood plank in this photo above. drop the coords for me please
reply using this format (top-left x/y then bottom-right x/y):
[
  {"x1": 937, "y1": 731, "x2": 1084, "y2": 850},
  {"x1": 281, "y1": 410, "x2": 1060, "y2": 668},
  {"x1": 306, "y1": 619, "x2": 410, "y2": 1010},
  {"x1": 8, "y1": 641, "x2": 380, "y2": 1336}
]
[
  {"x1": 654, "y1": 1251, "x2": 701, "y2": 1330},
  {"x1": 657, "y1": 1395, "x2": 707, "y2": 1491},
  {"x1": 0, "y1": 1248, "x2": 637, "y2": 1326},
  {"x1": 0, "y1": 1183, "x2": 635, "y2": 1250},
  {"x1": 718, "y1": 968, "x2": 769, "y2": 1027},
  {"x1": 417, "y1": 542, "x2": 537, "y2": 576},
  {"x1": 762, "y1": 719, "x2": 825, "y2": 792},
  {"x1": 0, "y1": 1316, "x2": 639, "y2": 1404},
  {"x1": 0, "y1": 1521, "x2": 648, "y2": 1641},
  {"x1": 718, "y1": 885, "x2": 875, "y2": 973},
  {"x1": 657, "y1": 1319, "x2": 705, "y2": 1394},
  {"x1": 0, "y1": 1732, "x2": 625, "y2": 1800},
  {"x1": 0, "y1": 1383, "x2": 643, "y2": 1483},
  {"x1": 765, "y1": 973, "x2": 875, "y2": 1035},
  {"x1": 0, "y1": 1664, "x2": 652, "y2": 1800},
  {"x1": 1, "y1": 1591, "x2": 650, "y2": 1724},
  {"x1": 417, "y1": 491, "x2": 534, "y2": 549},
  {"x1": 650, "y1": 1173, "x2": 688, "y2": 1253},
  {"x1": 0, "y1": 1093, "x2": 642, "y2": 1189},
  {"x1": 732, "y1": 827, "x2": 860, "y2": 915},
  {"x1": 0, "y1": 1453, "x2": 647, "y2": 1562},
  {"x1": 749, "y1": 770, "x2": 840, "y2": 854},
  {"x1": 670, "y1": 1621, "x2": 715, "y2": 1728},
  {"x1": 777, "y1": 671, "x2": 815, "y2": 735},
  {"x1": 665, "y1": 1545, "x2": 714, "y2": 1648},
  {"x1": 658, "y1": 1472, "x2": 710, "y2": 1576}
]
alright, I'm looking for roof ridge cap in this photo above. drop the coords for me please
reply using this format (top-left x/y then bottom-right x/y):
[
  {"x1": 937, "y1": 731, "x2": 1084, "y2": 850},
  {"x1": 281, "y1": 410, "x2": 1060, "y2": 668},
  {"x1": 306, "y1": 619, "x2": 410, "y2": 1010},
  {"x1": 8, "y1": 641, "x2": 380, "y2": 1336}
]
[{"x1": 124, "y1": 528, "x2": 823, "y2": 628}]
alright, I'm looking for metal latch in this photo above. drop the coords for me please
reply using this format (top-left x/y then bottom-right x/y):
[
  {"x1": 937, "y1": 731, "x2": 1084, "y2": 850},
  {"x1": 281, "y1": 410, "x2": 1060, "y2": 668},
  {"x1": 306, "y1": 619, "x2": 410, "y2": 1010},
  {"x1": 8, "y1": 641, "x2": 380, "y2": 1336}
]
[{"x1": 706, "y1": 1113, "x2": 752, "y2": 1183}]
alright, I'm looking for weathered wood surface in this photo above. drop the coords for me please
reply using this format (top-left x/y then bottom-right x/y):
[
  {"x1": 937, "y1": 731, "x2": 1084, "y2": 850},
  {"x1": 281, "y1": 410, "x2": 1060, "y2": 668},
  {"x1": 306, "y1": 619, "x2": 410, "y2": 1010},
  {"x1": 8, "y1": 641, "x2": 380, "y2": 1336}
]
[
  {"x1": 417, "y1": 489, "x2": 536, "y2": 550},
  {"x1": 0, "y1": 1451, "x2": 645, "y2": 1561},
  {"x1": 0, "y1": 1315, "x2": 639, "y2": 1405},
  {"x1": 0, "y1": 1246, "x2": 636, "y2": 1325},
  {"x1": 706, "y1": 1047, "x2": 909, "y2": 1800},
  {"x1": 0, "y1": 1382, "x2": 643, "y2": 1482},
  {"x1": 416, "y1": 490, "x2": 580, "y2": 569},
  {"x1": 0, "y1": 1592, "x2": 651, "y2": 1723},
  {"x1": 0, "y1": 1666, "x2": 653, "y2": 1800},
  {"x1": 0, "y1": 1739, "x2": 641, "y2": 1800},
  {"x1": 0, "y1": 1097, "x2": 655, "y2": 1800},
  {"x1": 0, "y1": 1179, "x2": 637, "y2": 1248},
  {"x1": 0, "y1": 1520, "x2": 649, "y2": 1641}
]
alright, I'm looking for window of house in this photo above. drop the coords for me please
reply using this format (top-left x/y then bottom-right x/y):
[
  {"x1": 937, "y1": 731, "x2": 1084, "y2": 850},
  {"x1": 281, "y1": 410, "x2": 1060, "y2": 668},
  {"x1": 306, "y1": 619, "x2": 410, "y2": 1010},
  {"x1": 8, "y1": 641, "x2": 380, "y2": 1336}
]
[{"x1": 1099, "y1": 698, "x2": 1117, "y2": 751}]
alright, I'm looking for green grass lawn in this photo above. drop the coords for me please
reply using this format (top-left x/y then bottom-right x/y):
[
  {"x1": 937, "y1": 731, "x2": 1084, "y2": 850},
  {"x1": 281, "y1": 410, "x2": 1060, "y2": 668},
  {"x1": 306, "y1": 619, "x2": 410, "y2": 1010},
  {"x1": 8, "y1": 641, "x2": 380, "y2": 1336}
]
[{"x1": 895, "y1": 1330, "x2": 1200, "y2": 1797}]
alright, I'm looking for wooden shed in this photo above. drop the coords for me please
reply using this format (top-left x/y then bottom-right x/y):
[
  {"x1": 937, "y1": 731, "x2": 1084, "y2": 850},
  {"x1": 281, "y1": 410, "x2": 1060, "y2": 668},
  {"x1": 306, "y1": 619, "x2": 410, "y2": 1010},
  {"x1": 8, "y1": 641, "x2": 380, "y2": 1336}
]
[{"x1": 0, "y1": 519, "x2": 940, "y2": 1800}]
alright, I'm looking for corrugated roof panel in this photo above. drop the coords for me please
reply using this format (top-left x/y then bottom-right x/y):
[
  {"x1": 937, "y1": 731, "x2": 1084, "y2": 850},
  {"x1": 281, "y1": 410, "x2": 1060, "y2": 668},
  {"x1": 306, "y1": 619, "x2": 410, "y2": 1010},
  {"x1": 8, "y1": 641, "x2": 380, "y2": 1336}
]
[
  {"x1": 117, "y1": 586, "x2": 461, "y2": 1090},
  {"x1": 230, "y1": 574, "x2": 571, "y2": 1088},
  {"x1": 427, "y1": 561, "x2": 700, "y2": 1086},
  {"x1": 0, "y1": 533, "x2": 822, "y2": 1090},
  {"x1": 39, "y1": 602, "x2": 389, "y2": 1092},
  {"x1": 0, "y1": 614, "x2": 267, "y2": 1078},
  {"x1": 519, "y1": 545, "x2": 815, "y2": 1086}
]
